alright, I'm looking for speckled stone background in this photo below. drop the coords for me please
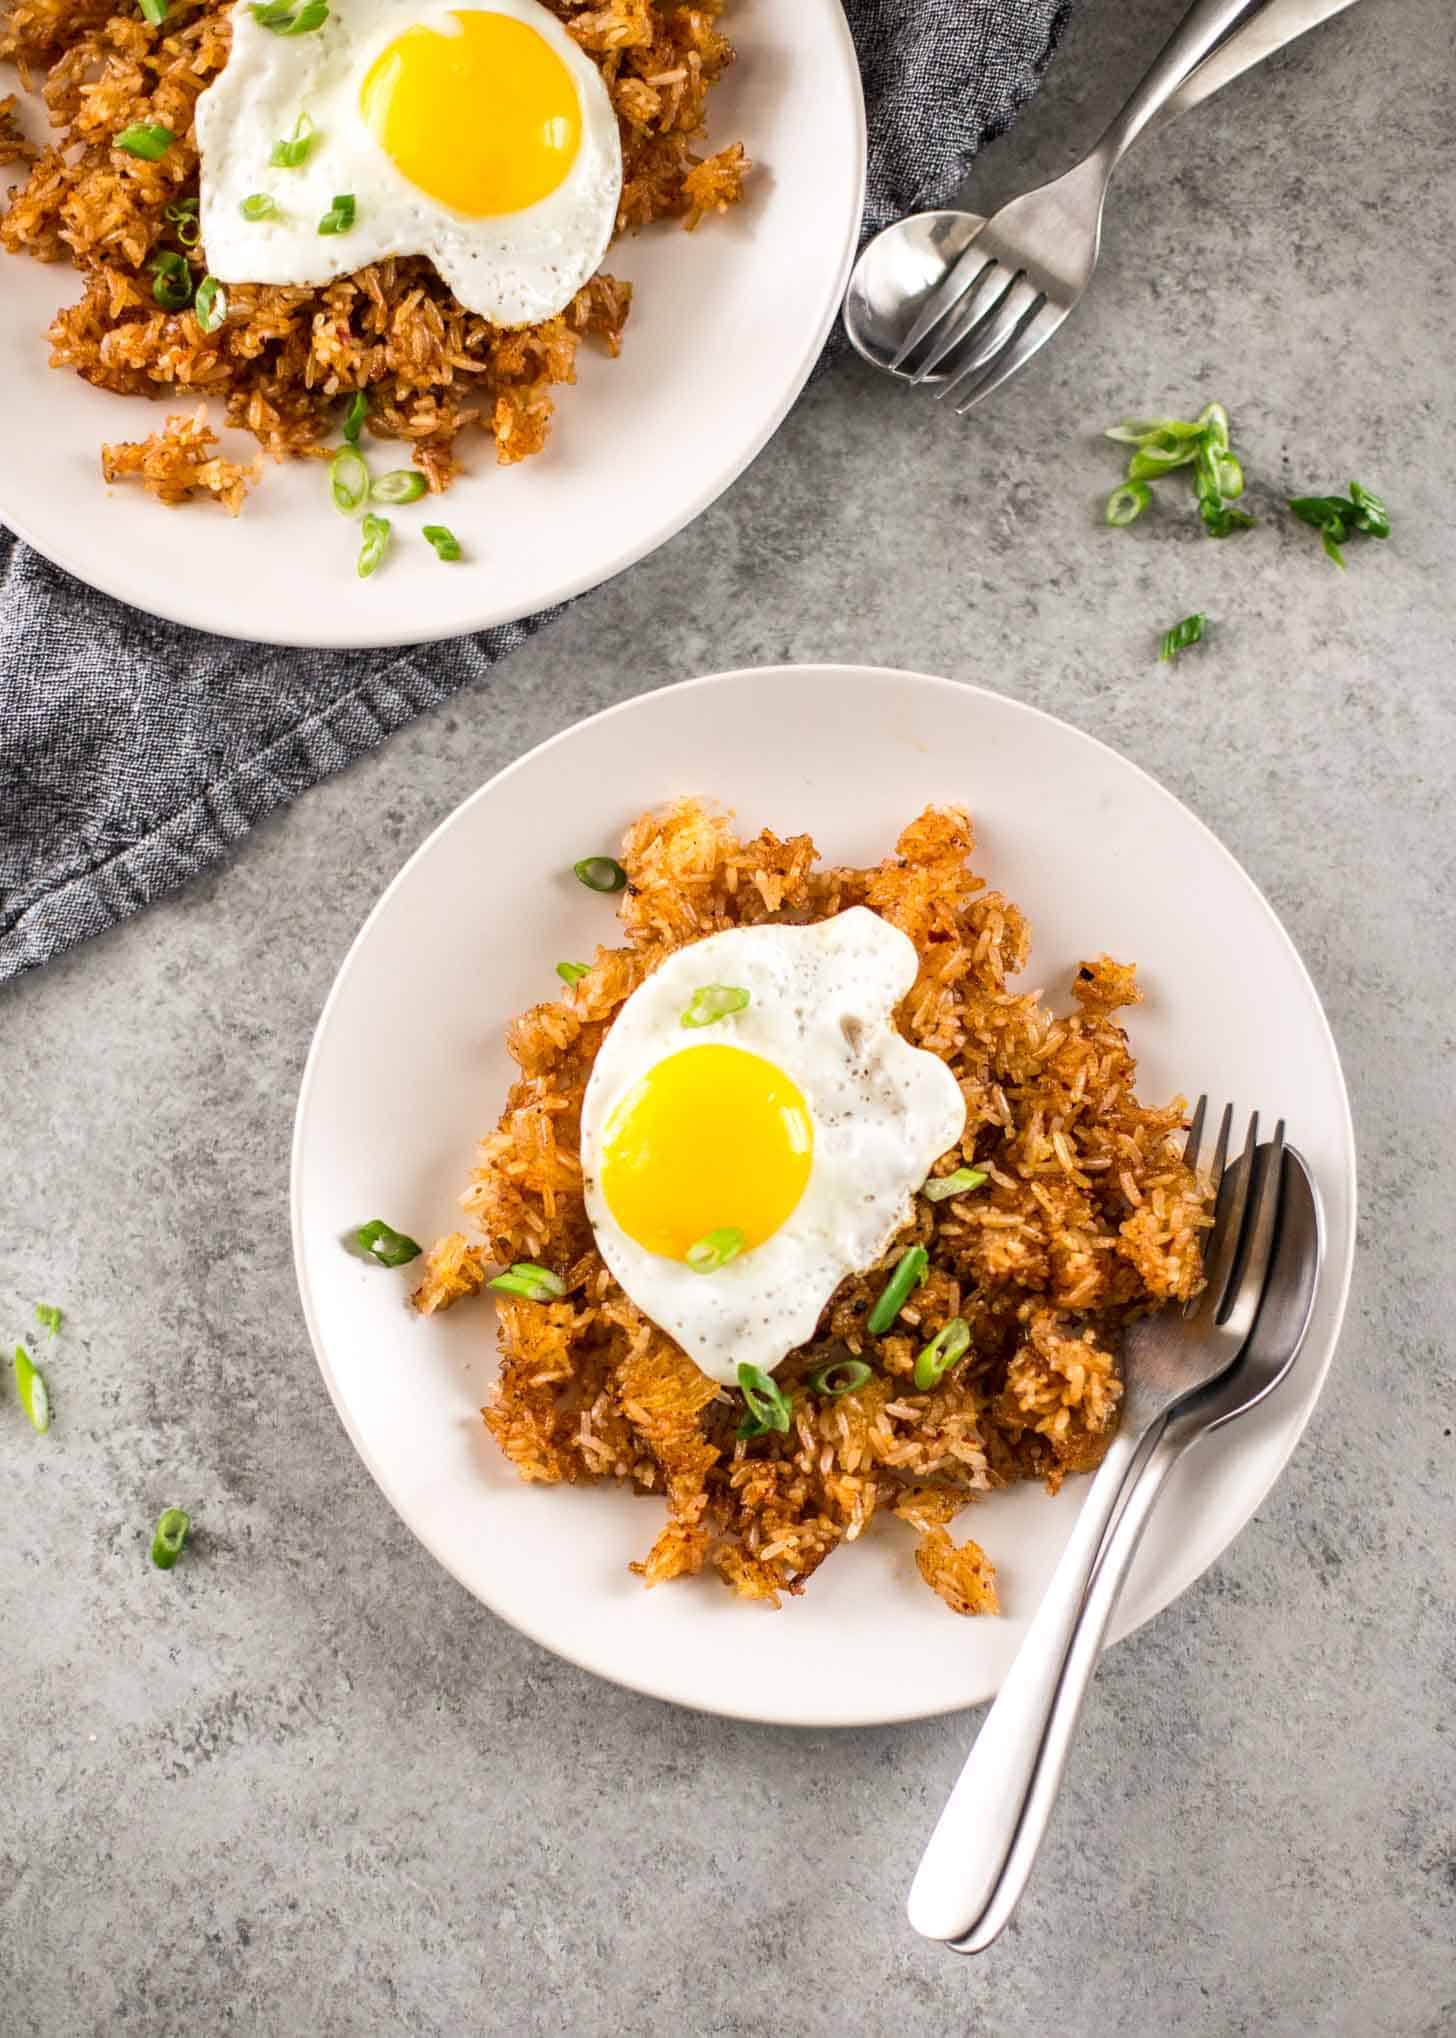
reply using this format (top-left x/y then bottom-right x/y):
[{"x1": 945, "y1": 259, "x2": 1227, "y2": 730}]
[{"x1": 3, "y1": 0, "x2": 1454, "y2": 2031}]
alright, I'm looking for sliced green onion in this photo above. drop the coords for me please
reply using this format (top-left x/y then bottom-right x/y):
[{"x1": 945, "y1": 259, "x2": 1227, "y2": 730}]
[
  {"x1": 736, "y1": 1361, "x2": 791, "y2": 1438},
  {"x1": 1289, "y1": 485, "x2": 1389, "y2": 569},
  {"x1": 115, "y1": 122, "x2": 174, "y2": 160},
  {"x1": 163, "y1": 195, "x2": 198, "y2": 221},
  {"x1": 269, "y1": 112, "x2": 316, "y2": 167},
  {"x1": 913, "y1": 1317, "x2": 971, "y2": 1392},
  {"x1": 150, "y1": 1507, "x2": 191, "y2": 1570},
  {"x1": 240, "y1": 192, "x2": 278, "y2": 221},
  {"x1": 193, "y1": 275, "x2": 227, "y2": 332},
  {"x1": 14, "y1": 1344, "x2": 50, "y2": 1434},
  {"x1": 556, "y1": 960, "x2": 590, "y2": 984},
  {"x1": 1159, "y1": 612, "x2": 1207, "y2": 663},
  {"x1": 148, "y1": 248, "x2": 193, "y2": 311},
  {"x1": 421, "y1": 524, "x2": 462, "y2": 561},
  {"x1": 138, "y1": 0, "x2": 167, "y2": 25},
  {"x1": 681, "y1": 984, "x2": 750, "y2": 1029},
  {"x1": 488, "y1": 1261, "x2": 566, "y2": 1302},
  {"x1": 343, "y1": 390, "x2": 367, "y2": 443},
  {"x1": 922, "y1": 1166, "x2": 987, "y2": 1203},
  {"x1": 370, "y1": 468, "x2": 426, "y2": 505},
  {"x1": 1105, "y1": 480, "x2": 1151, "y2": 528},
  {"x1": 573, "y1": 855, "x2": 627, "y2": 894},
  {"x1": 251, "y1": 0, "x2": 329, "y2": 32},
  {"x1": 1196, "y1": 400, "x2": 1231, "y2": 450},
  {"x1": 1348, "y1": 480, "x2": 1390, "y2": 538},
  {"x1": 686, "y1": 1226, "x2": 746, "y2": 1275},
  {"x1": 317, "y1": 193, "x2": 355, "y2": 236},
  {"x1": 355, "y1": 1218, "x2": 422, "y2": 1266},
  {"x1": 1201, "y1": 502, "x2": 1256, "y2": 539},
  {"x1": 330, "y1": 444, "x2": 368, "y2": 514},
  {"x1": 866, "y1": 1243, "x2": 929, "y2": 1336},
  {"x1": 809, "y1": 1357, "x2": 873, "y2": 1398},
  {"x1": 357, "y1": 512, "x2": 391, "y2": 577},
  {"x1": 35, "y1": 1302, "x2": 63, "y2": 1337},
  {"x1": 176, "y1": 214, "x2": 201, "y2": 247},
  {"x1": 1126, "y1": 442, "x2": 1199, "y2": 483},
  {"x1": 1214, "y1": 451, "x2": 1244, "y2": 499},
  {"x1": 1104, "y1": 417, "x2": 1205, "y2": 446}
]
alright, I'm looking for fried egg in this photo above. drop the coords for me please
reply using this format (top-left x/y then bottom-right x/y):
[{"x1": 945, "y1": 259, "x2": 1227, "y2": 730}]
[
  {"x1": 580, "y1": 910, "x2": 968, "y2": 1387},
  {"x1": 195, "y1": 0, "x2": 622, "y2": 326}
]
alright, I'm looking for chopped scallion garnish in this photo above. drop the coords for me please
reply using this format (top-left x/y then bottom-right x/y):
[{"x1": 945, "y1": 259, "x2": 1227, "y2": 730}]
[
  {"x1": 1105, "y1": 480, "x2": 1150, "y2": 528},
  {"x1": 35, "y1": 1302, "x2": 63, "y2": 1337},
  {"x1": 150, "y1": 1507, "x2": 191, "y2": 1570},
  {"x1": 370, "y1": 469, "x2": 426, "y2": 505},
  {"x1": 357, "y1": 512, "x2": 390, "y2": 577},
  {"x1": 488, "y1": 1262, "x2": 566, "y2": 1302},
  {"x1": 342, "y1": 390, "x2": 368, "y2": 443},
  {"x1": 251, "y1": 0, "x2": 329, "y2": 32},
  {"x1": 269, "y1": 112, "x2": 316, "y2": 167},
  {"x1": 1159, "y1": 612, "x2": 1207, "y2": 663},
  {"x1": 330, "y1": 444, "x2": 368, "y2": 514},
  {"x1": 736, "y1": 1361, "x2": 791, "y2": 1438},
  {"x1": 241, "y1": 192, "x2": 278, "y2": 221},
  {"x1": 317, "y1": 192, "x2": 355, "y2": 236},
  {"x1": 1289, "y1": 482, "x2": 1390, "y2": 569},
  {"x1": 115, "y1": 123, "x2": 174, "y2": 160},
  {"x1": 922, "y1": 1166, "x2": 987, "y2": 1203},
  {"x1": 421, "y1": 524, "x2": 462, "y2": 561},
  {"x1": 681, "y1": 984, "x2": 750, "y2": 1029},
  {"x1": 13, "y1": 1344, "x2": 50, "y2": 1434},
  {"x1": 556, "y1": 960, "x2": 590, "y2": 984},
  {"x1": 913, "y1": 1317, "x2": 971, "y2": 1392},
  {"x1": 138, "y1": 0, "x2": 167, "y2": 25},
  {"x1": 354, "y1": 1219, "x2": 422, "y2": 1267},
  {"x1": 148, "y1": 248, "x2": 193, "y2": 311},
  {"x1": 808, "y1": 1357, "x2": 873, "y2": 1398},
  {"x1": 193, "y1": 275, "x2": 227, "y2": 333},
  {"x1": 866, "y1": 1243, "x2": 929, "y2": 1336},
  {"x1": 686, "y1": 1227, "x2": 746, "y2": 1275},
  {"x1": 573, "y1": 855, "x2": 626, "y2": 894}
]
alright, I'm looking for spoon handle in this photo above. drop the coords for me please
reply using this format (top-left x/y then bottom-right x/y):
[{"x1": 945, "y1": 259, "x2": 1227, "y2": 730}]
[
  {"x1": 944, "y1": 1418, "x2": 1193, "y2": 1953},
  {"x1": 1094, "y1": 0, "x2": 1267, "y2": 165}
]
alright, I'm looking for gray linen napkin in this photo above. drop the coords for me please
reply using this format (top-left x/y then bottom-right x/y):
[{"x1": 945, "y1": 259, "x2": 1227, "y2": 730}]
[{"x1": 0, "y1": 0, "x2": 1072, "y2": 982}]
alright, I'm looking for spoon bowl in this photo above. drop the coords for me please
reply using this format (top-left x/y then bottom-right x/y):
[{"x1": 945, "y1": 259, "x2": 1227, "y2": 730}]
[{"x1": 842, "y1": 208, "x2": 985, "y2": 381}]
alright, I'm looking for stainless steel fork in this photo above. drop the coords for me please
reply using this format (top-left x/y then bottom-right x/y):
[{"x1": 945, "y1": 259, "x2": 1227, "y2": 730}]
[
  {"x1": 907, "y1": 1101, "x2": 1286, "y2": 1944},
  {"x1": 891, "y1": 0, "x2": 1270, "y2": 413}
]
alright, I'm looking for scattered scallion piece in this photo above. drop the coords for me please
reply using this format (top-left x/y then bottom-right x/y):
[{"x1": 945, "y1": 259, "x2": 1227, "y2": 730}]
[
  {"x1": 148, "y1": 248, "x2": 193, "y2": 311},
  {"x1": 317, "y1": 192, "x2": 355, "y2": 236},
  {"x1": 343, "y1": 390, "x2": 368, "y2": 443},
  {"x1": 354, "y1": 1218, "x2": 422, "y2": 1267},
  {"x1": 913, "y1": 1317, "x2": 971, "y2": 1392},
  {"x1": 357, "y1": 512, "x2": 390, "y2": 578},
  {"x1": 115, "y1": 123, "x2": 174, "y2": 161},
  {"x1": 251, "y1": 0, "x2": 329, "y2": 33},
  {"x1": 370, "y1": 469, "x2": 426, "y2": 505},
  {"x1": 809, "y1": 1357, "x2": 873, "y2": 1398},
  {"x1": 193, "y1": 275, "x2": 227, "y2": 332},
  {"x1": 269, "y1": 112, "x2": 316, "y2": 167},
  {"x1": 138, "y1": 0, "x2": 167, "y2": 25},
  {"x1": 421, "y1": 524, "x2": 462, "y2": 561},
  {"x1": 681, "y1": 984, "x2": 750, "y2": 1029},
  {"x1": 240, "y1": 192, "x2": 278, "y2": 221},
  {"x1": 150, "y1": 1507, "x2": 192, "y2": 1570},
  {"x1": 1104, "y1": 417, "x2": 1205, "y2": 446},
  {"x1": 573, "y1": 855, "x2": 627, "y2": 894},
  {"x1": 330, "y1": 444, "x2": 368, "y2": 514},
  {"x1": 685, "y1": 1227, "x2": 746, "y2": 1275},
  {"x1": 736, "y1": 1361, "x2": 791, "y2": 1438},
  {"x1": 1159, "y1": 612, "x2": 1207, "y2": 663},
  {"x1": 488, "y1": 1262, "x2": 566, "y2": 1302},
  {"x1": 35, "y1": 1302, "x2": 63, "y2": 1337},
  {"x1": 866, "y1": 1243, "x2": 929, "y2": 1337},
  {"x1": 13, "y1": 1344, "x2": 49, "y2": 1434},
  {"x1": 1105, "y1": 480, "x2": 1151, "y2": 528},
  {"x1": 922, "y1": 1166, "x2": 987, "y2": 1203},
  {"x1": 556, "y1": 960, "x2": 590, "y2": 984},
  {"x1": 163, "y1": 196, "x2": 198, "y2": 221},
  {"x1": 1288, "y1": 482, "x2": 1390, "y2": 569}
]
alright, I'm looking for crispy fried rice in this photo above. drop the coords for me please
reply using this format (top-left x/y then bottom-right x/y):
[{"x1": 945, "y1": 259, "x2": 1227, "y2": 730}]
[
  {"x1": 413, "y1": 801, "x2": 1210, "y2": 1614},
  {"x1": 0, "y1": 0, "x2": 746, "y2": 508}
]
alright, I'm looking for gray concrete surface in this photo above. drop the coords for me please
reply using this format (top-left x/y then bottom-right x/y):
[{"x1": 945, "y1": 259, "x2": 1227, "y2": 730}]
[{"x1": 4, "y1": 0, "x2": 1454, "y2": 2031}]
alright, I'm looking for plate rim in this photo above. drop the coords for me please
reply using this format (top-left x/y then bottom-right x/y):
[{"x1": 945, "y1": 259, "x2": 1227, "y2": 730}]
[
  {"x1": 291, "y1": 662, "x2": 1358, "y2": 1725},
  {"x1": 0, "y1": 3, "x2": 867, "y2": 649}
]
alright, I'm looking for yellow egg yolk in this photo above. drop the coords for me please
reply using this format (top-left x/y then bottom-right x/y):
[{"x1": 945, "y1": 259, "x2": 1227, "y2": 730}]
[
  {"x1": 359, "y1": 10, "x2": 581, "y2": 219},
  {"x1": 598, "y1": 1044, "x2": 814, "y2": 1262}
]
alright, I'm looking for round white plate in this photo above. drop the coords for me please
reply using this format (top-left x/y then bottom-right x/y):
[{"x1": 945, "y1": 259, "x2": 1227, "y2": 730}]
[
  {"x1": 292, "y1": 665, "x2": 1356, "y2": 1726},
  {"x1": 0, "y1": 0, "x2": 864, "y2": 648}
]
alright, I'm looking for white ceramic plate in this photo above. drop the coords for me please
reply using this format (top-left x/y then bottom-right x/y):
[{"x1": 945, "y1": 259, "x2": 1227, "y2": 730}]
[
  {"x1": 0, "y1": 0, "x2": 864, "y2": 648},
  {"x1": 292, "y1": 665, "x2": 1356, "y2": 1727}
]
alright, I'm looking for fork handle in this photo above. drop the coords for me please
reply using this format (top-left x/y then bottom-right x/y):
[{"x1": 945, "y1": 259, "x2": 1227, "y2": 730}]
[
  {"x1": 943, "y1": 1417, "x2": 1192, "y2": 1953},
  {"x1": 906, "y1": 1418, "x2": 1153, "y2": 1945},
  {"x1": 1095, "y1": 0, "x2": 1268, "y2": 166}
]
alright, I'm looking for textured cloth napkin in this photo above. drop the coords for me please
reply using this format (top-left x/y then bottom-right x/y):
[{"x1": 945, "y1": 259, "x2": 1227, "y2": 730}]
[{"x1": 0, "y1": 0, "x2": 1072, "y2": 982}]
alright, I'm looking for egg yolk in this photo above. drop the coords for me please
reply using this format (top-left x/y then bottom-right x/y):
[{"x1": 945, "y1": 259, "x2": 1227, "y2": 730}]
[
  {"x1": 598, "y1": 1045, "x2": 814, "y2": 1263},
  {"x1": 360, "y1": 10, "x2": 581, "y2": 219}
]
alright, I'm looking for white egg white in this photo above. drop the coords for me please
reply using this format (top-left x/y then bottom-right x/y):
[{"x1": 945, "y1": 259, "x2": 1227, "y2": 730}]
[
  {"x1": 579, "y1": 909, "x2": 968, "y2": 1388},
  {"x1": 195, "y1": 0, "x2": 622, "y2": 326}
]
